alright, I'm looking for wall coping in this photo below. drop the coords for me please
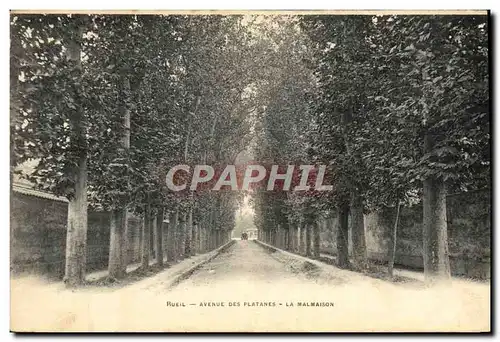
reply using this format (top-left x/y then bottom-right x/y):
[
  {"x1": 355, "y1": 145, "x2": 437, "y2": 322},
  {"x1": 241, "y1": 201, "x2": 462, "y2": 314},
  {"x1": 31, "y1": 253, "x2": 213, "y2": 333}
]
[{"x1": 12, "y1": 182, "x2": 68, "y2": 203}]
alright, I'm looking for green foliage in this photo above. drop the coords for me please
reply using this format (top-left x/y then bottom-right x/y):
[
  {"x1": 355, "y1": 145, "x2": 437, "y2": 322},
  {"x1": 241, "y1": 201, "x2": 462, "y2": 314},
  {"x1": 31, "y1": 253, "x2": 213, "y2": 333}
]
[
  {"x1": 301, "y1": 15, "x2": 489, "y2": 210},
  {"x1": 12, "y1": 14, "x2": 489, "y2": 235},
  {"x1": 11, "y1": 14, "x2": 271, "y2": 230}
]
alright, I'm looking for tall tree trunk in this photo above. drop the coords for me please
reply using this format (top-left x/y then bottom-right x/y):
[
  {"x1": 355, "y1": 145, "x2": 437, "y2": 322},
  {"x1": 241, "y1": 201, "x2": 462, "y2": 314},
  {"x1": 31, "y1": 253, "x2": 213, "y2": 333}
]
[
  {"x1": 156, "y1": 208, "x2": 164, "y2": 267},
  {"x1": 173, "y1": 209, "x2": 180, "y2": 260},
  {"x1": 203, "y1": 224, "x2": 208, "y2": 252},
  {"x1": 120, "y1": 210, "x2": 129, "y2": 271},
  {"x1": 138, "y1": 213, "x2": 144, "y2": 264},
  {"x1": 305, "y1": 223, "x2": 312, "y2": 257},
  {"x1": 174, "y1": 210, "x2": 181, "y2": 259},
  {"x1": 192, "y1": 222, "x2": 198, "y2": 255},
  {"x1": 166, "y1": 210, "x2": 177, "y2": 262},
  {"x1": 388, "y1": 202, "x2": 401, "y2": 278},
  {"x1": 294, "y1": 226, "x2": 297, "y2": 251},
  {"x1": 107, "y1": 75, "x2": 132, "y2": 279},
  {"x1": 63, "y1": 24, "x2": 88, "y2": 287},
  {"x1": 337, "y1": 203, "x2": 350, "y2": 269},
  {"x1": 198, "y1": 223, "x2": 202, "y2": 252},
  {"x1": 206, "y1": 228, "x2": 210, "y2": 251},
  {"x1": 209, "y1": 228, "x2": 213, "y2": 251},
  {"x1": 185, "y1": 208, "x2": 193, "y2": 256},
  {"x1": 351, "y1": 191, "x2": 367, "y2": 269},
  {"x1": 141, "y1": 202, "x2": 151, "y2": 269},
  {"x1": 208, "y1": 207, "x2": 214, "y2": 250},
  {"x1": 200, "y1": 222, "x2": 206, "y2": 253},
  {"x1": 178, "y1": 212, "x2": 186, "y2": 260},
  {"x1": 197, "y1": 222, "x2": 202, "y2": 253},
  {"x1": 423, "y1": 128, "x2": 451, "y2": 283},
  {"x1": 64, "y1": 156, "x2": 88, "y2": 286},
  {"x1": 299, "y1": 225, "x2": 305, "y2": 255},
  {"x1": 208, "y1": 226, "x2": 212, "y2": 250},
  {"x1": 108, "y1": 209, "x2": 127, "y2": 279},
  {"x1": 150, "y1": 210, "x2": 155, "y2": 260},
  {"x1": 423, "y1": 177, "x2": 450, "y2": 283},
  {"x1": 163, "y1": 213, "x2": 169, "y2": 255},
  {"x1": 213, "y1": 229, "x2": 217, "y2": 249},
  {"x1": 313, "y1": 220, "x2": 320, "y2": 259},
  {"x1": 211, "y1": 228, "x2": 215, "y2": 250}
]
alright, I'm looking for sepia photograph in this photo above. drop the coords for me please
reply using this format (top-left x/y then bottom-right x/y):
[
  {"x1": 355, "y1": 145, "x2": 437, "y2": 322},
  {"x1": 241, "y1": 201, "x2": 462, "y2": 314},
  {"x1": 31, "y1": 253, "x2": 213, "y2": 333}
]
[{"x1": 9, "y1": 9, "x2": 491, "y2": 332}]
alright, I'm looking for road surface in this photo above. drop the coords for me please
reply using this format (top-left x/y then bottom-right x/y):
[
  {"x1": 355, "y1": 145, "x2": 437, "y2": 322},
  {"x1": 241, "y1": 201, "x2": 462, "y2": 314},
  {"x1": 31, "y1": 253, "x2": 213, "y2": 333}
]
[{"x1": 11, "y1": 240, "x2": 490, "y2": 332}]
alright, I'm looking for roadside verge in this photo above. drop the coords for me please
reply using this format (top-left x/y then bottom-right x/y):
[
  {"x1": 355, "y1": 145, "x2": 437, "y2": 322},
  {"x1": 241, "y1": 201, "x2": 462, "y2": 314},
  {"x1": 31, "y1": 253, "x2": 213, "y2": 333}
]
[
  {"x1": 253, "y1": 240, "x2": 428, "y2": 286},
  {"x1": 85, "y1": 240, "x2": 236, "y2": 290},
  {"x1": 166, "y1": 239, "x2": 236, "y2": 289}
]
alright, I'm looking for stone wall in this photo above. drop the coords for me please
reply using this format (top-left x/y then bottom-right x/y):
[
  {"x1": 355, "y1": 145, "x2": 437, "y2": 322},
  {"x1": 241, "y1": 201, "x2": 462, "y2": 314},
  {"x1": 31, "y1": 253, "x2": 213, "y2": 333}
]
[
  {"x1": 10, "y1": 193, "x2": 68, "y2": 279},
  {"x1": 10, "y1": 191, "x2": 143, "y2": 279},
  {"x1": 320, "y1": 190, "x2": 491, "y2": 279}
]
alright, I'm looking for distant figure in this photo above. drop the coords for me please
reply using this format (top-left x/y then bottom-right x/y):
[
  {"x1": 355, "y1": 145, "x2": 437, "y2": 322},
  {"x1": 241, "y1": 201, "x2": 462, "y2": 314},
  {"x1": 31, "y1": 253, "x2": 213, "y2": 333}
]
[{"x1": 241, "y1": 232, "x2": 248, "y2": 240}]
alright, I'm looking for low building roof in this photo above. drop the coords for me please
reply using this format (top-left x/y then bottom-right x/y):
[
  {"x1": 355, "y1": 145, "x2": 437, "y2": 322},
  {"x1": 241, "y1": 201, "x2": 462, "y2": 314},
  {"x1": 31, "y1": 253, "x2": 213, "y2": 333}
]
[{"x1": 12, "y1": 182, "x2": 68, "y2": 203}]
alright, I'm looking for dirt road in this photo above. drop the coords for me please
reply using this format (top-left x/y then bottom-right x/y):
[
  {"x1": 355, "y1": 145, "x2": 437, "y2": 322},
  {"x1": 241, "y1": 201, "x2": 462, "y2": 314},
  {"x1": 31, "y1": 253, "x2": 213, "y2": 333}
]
[{"x1": 11, "y1": 240, "x2": 490, "y2": 332}]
